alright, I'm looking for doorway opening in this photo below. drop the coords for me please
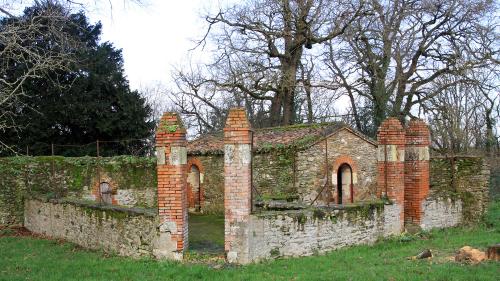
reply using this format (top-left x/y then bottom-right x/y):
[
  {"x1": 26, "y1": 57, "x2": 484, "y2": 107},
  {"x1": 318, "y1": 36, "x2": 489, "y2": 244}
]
[
  {"x1": 337, "y1": 164, "x2": 353, "y2": 204},
  {"x1": 187, "y1": 165, "x2": 201, "y2": 212},
  {"x1": 186, "y1": 161, "x2": 224, "y2": 257}
]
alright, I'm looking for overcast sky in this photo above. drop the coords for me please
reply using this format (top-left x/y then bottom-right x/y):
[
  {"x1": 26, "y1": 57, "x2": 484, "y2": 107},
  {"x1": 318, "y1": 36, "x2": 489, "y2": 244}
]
[
  {"x1": 7, "y1": 0, "x2": 218, "y2": 90},
  {"x1": 83, "y1": 0, "x2": 219, "y2": 91}
]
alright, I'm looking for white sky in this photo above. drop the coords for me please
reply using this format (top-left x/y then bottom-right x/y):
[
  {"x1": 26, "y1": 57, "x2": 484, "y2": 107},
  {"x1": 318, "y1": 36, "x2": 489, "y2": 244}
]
[
  {"x1": 85, "y1": 0, "x2": 217, "y2": 91},
  {"x1": 86, "y1": 1, "x2": 357, "y2": 118},
  {"x1": 7, "y1": 0, "x2": 219, "y2": 91}
]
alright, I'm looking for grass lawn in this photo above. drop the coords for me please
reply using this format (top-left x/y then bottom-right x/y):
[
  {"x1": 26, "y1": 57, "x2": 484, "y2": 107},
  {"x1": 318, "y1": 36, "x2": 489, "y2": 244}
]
[
  {"x1": 188, "y1": 213, "x2": 224, "y2": 254},
  {"x1": 0, "y1": 201, "x2": 499, "y2": 281}
]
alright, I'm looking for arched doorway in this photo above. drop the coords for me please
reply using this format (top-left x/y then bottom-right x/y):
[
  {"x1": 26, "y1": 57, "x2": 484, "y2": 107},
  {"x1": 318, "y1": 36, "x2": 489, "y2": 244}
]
[
  {"x1": 187, "y1": 165, "x2": 201, "y2": 211},
  {"x1": 337, "y1": 164, "x2": 353, "y2": 204}
]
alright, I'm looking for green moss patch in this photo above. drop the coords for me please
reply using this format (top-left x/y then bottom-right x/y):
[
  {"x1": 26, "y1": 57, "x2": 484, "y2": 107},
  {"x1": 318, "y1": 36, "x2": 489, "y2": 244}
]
[
  {"x1": 0, "y1": 156, "x2": 157, "y2": 226},
  {"x1": 254, "y1": 201, "x2": 385, "y2": 225},
  {"x1": 430, "y1": 156, "x2": 489, "y2": 224}
]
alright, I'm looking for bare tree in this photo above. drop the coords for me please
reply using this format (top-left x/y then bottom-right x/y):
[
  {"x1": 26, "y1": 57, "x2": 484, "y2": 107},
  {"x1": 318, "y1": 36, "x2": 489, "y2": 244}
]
[
  {"x1": 170, "y1": 65, "x2": 227, "y2": 135},
  {"x1": 170, "y1": 57, "x2": 344, "y2": 136},
  {"x1": 0, "y1": 1, "x2": 79, "y2": 152},
  {"x1": 424, "y1": 68, "x2": 499, "y2": 154},
  {"x1": 0, "y1": 0, "x2": 147, "y2": 153},
  {"x1": 473, "y1": 69, "x2": 500, "y2": 155},
  {"x1": 326, "y1": 0, "x2": 499, "y2": 130},
  {"x1": 140, "y1": 82, "x2": 171, "y2": 124},
  {"x1": 170, "y1": 63, "x2": 274, "y2": 136},
  {"x1": 425, "y1": 77, "x2": 484, "y2": 153},
  {"x1": 180, "y1": 0, "x2": 364, "y2": 127}
]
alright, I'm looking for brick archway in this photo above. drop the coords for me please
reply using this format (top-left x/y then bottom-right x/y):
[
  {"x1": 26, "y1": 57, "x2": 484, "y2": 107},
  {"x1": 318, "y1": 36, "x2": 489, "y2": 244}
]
[
  {"x1": 331, "y1": 155, "x2": 358, "y2": 204},
  {"x1": 186, "y1": 157, "x2": 205, "y2": 211}
]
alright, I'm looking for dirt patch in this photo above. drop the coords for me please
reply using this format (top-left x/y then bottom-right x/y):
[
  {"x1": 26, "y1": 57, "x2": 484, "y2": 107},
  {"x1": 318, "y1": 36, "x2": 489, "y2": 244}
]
[{"x1": 0, "y1": 226, "x2": 33, "y2": 237}]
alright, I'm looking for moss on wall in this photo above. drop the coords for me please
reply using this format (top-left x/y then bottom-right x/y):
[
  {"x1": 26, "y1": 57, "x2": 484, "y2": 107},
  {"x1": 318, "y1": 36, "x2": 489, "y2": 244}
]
[
  {"x1": 254, "y1": 201, "x2": 385, "y2": 225},
  {"x1": 193, "y1": 155, "x2": 225, "y2": 214},
  {"x1": 430, "y1": 156, "x2": 490, "y2": 224},
  {"x1": 0, "y1": 156, "x2": 157, "y2": 226},
  {"x1": 24, "y1": 198, "x2": 158, "y2": 258},
  {"x1": 253, "y1": 150, "x2": 296, "y2": 200},
  {"x1": 488, "y1": 156, "x2": 500, "y2": 200},
  {"x1": 191, "y1": 151, "x2": 298, "y2": 215}
]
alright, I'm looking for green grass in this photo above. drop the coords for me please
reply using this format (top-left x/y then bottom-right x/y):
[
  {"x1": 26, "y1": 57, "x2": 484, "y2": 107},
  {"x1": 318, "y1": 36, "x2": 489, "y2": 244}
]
[
  {"x1": 1, "y1": 202, "x2": 499, "y2": 281},
  {"x1": 188, "y1": 213, "x2": 224, "y2": 254}
]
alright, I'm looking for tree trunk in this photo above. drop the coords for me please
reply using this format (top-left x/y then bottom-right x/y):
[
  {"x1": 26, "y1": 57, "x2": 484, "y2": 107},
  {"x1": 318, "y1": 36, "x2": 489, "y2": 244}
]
[
  {"x1": 371, "y1": 80, "x2": 389, "y2": 129},
  {"x1": 281, "y1": 63, "x2": 297, "y2": 126},
  {"x1": 347, "y1": 90, "x2": 362, "y2": 131},
  {"x1": 485, "y1": 109, "x2": 494, "y2": 156},
  {"x1": 282, "y1": 88, "x2": 295, "y2": 125},
  {"x1": 305, "y1": 80, "x2": 313, "y2": 124},
  {"x1": 269, "y1": 93, "x2": 282, "y2": 127},
  {"x1": 373, "y1": 101, "x2": 387, "y2": 129}
]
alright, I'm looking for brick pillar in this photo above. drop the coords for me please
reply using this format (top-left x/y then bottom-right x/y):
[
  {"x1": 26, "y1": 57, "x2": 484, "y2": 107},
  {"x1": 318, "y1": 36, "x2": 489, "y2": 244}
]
[
  {"x1": 224, "y1": 108, "x2": 253, "y2": 264},
  {"x1": 404, "y1": 119, "x2": 430, "y2": 227},
  {"x1": 377, "y1": 118, "x2": 405, "y2": 232},
  {"x1": 153, "y1": 112, "x2": 188, "y2": 260}
]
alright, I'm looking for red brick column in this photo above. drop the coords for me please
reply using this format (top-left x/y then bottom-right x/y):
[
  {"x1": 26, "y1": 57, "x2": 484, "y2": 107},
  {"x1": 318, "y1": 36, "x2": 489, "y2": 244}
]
[
  {"x1": 377, "y1": 118, "x2": 405, "y2": 231},
  {"x1": 224, "y1": 108, "x2": 253, "y2": 264},
  {"x1": 404, "y1": 119, "x2": 430, "y2": 226},
  {"x1": 154, "y1": 112, "x2": 188, "y2": 260}
]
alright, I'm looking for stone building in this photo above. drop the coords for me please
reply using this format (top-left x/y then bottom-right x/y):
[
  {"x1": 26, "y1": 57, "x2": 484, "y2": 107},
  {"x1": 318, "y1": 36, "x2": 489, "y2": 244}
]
[
  {"x1": 14, "y1": 109, "x2": 490, "y2": 264},
  {"x1": 186, "y1": 122, "x2": 379, "y2": 213}
]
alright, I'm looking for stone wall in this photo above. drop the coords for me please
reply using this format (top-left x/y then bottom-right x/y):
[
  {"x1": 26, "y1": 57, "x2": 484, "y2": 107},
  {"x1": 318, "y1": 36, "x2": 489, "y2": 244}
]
[
  {"x1": 421, "y1": 197, "x2": 462, "y2": 230},
  {"x1": 429, "y1": 156, "x2": 490, "y2": 224},
  {"x1": 383, "y1": 203, "x2": 403, "y2": 235},
  {"x1": 253, "y1": 151, "x2": 296, "y2": 199},
  {"x1": 24, "y1": 198, "x2": 159, "y2": 258},
  {"x1": 489, "y1": 156, "x2": 500, "y2": 199},
  {"x1": 187, "y1": 151, "x2": 297, "y2": 214},
  {"x1": 296, "y1": 129, "x2": 378, "y2": 204},
  {"x1": 246, "y1": 202, "x2": 398, "y2": 262},
  {"x1": 0, "y1": 156, "x2": 157, "y2": 226},
  {"x1": 189, "y1": 128, "x2": 378, "y2": 212}
]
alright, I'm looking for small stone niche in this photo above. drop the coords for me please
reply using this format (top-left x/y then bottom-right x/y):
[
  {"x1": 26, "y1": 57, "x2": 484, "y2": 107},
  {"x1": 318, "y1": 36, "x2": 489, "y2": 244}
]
[{"x1": 99, "y1": 182, "x2": 113, "y2": 204}]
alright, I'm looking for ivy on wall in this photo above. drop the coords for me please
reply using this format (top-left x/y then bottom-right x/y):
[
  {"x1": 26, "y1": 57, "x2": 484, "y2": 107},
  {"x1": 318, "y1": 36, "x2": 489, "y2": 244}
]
[
  {"x1": 0, "y1": 156, "x2": 157, "y2": 226},
  {"x1": 253, "y1": 150, "x2": 296, "y2": 201},
  {"x1": 429, "y1": 157, "x2": 490, "y2": 224}
]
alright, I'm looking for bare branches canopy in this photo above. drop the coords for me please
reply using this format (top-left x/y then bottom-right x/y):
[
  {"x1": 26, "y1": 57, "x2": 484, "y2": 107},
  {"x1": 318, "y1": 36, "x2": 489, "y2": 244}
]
[{"x1": 171, "y1": 0, "x2": 499, "y2": 153}]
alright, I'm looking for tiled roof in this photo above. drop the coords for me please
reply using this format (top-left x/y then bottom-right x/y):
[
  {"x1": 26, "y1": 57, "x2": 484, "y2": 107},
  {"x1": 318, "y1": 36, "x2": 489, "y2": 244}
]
[{"x1": 187, "y1": 122, "x2": 375, "y2": 155}]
